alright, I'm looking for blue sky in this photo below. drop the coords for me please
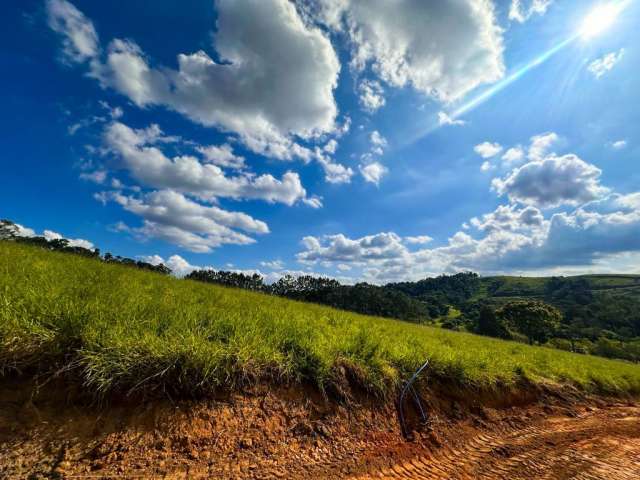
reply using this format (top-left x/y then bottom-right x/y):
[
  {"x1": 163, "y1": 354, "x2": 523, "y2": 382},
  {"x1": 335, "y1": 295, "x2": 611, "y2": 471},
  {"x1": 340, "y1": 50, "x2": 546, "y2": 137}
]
[{"x1": 2, "y1": 0, "x2": 639, "y2": 282}]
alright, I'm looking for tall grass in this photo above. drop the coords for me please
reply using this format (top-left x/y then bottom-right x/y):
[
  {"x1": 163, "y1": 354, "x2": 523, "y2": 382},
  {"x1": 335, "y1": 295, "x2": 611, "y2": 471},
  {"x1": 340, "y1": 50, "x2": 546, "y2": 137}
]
[{"x1": 1, "y1": 242, "x2": 639, "y2": 400}]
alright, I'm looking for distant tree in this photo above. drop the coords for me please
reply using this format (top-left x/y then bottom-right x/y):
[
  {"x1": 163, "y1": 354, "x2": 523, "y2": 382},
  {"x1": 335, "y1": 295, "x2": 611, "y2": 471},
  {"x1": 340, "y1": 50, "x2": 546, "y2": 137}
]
[
  {"x1": 186, "y1": 269, "x2": 265, "y2": 291},
  {"x1": 498, "y1": 300, "x2": 562, "y2": 345},
  {"x1": 476, "y1": 305, "x2": 510, "y2": 339},
  {"x1": 0, "y1": 219, "x2": 18, "y2": 239}
]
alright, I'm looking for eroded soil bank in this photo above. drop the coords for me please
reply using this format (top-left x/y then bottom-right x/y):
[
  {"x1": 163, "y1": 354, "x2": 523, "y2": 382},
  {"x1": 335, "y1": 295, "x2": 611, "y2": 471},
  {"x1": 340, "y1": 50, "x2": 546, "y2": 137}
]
[{"x1": 1, "y1": 378, "x2": 639, "y2": 479}]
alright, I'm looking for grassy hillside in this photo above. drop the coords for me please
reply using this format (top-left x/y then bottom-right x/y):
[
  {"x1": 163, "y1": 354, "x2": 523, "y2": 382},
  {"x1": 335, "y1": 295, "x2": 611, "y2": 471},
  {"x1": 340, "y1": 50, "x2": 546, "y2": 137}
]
[{"x1": 1, "y1": 241, "x2": 640, "y2": 399}]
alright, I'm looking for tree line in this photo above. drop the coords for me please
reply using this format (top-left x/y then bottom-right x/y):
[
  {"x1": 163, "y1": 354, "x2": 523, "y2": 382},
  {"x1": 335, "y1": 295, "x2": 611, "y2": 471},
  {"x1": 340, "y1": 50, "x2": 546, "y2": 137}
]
[{"x1": 0, "y1": 219, "x2": 171, "y2": 275}]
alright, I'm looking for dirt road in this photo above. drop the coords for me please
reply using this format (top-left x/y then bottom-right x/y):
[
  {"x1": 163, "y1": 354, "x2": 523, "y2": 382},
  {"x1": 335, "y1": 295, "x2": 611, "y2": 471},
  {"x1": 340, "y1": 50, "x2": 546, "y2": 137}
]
[{"x1": 354, "y1": 404, "x2": 640, "y2": 480}]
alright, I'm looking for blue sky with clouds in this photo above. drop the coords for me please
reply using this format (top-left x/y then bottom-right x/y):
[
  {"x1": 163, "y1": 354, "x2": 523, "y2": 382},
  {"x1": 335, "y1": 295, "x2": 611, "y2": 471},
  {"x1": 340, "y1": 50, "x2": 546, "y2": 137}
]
[{"x1": 2, "y1": 0, "x2": 639, "y2": 281}]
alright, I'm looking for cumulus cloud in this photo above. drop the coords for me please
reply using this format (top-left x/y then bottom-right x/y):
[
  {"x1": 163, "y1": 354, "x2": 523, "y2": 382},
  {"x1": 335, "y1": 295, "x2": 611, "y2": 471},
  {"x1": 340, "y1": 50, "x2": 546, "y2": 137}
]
[
  {"x1": 438, "y1": 112, "x2": 466, "y2": 127},
  {"x1": 295, "y1": 191, "x2": 640, "y2": 282},
  {"x1": 357, "y1": 130, "x2": 388, "y2": 183},
  {"x1": 46, "y1": 0, "x2": 99, "y2": 63},
  {"x1": 79, "y1": 170, "x2": 108, "y2": 184},
  {"x1": 369, "y1": 130, "x2": 387, "y2": 153},
  {"x1": 43, "y1": 229, "x2": 95, "y2": 249},
  {"x1": 611, "y1": 140, "x2": 627, "y2": 150},
  {"x1": 260, "y1": 260, "x2": 285, "y2": 270},
  {"x1": 482, "y1": 133, "x2": 558, "y2": 171},
  {"x1": 588, "y1": 49, "x2": 625, "y2": 79},
  {"x1": 474, "y1": 142, "x2": 503, "y2": 159},
  {"x1": 104, "y1": 121, "x2": 312, "y2": 206},
  {"x1": 527, "y1": 132, "x2": 559, "y2": 160},
  {"x1": 195, "y1": 144, "x2": 245, "y2": 170},
  {"x1": 308, "y1": 0, "x2": 504, "y2": 102},
  {"x1": 298, "y1": 232, "x2": 407, "y2": 264},
  {"x1": 97, "y1": 189, "x2": 269, "y2": 252},
  {"x1": 358, "y1": 79, "x2": 385, "y2": 113},
  {"x1": 404, "y1": 235, "x2": 433, "y2": 245},
  {"x1": 140, "y1": 254, "x2": 208, "y2": 277},
  {"x1": 492, "y1": 154, "x2": 609, "y2": 208},
  {"x1": 313, "y1": 147, "x2": 354, "y2": 184},
  {"x1": 509, "y1": 0, "x2": 553, "y2": 23},
  {"x1": 359, "y1": 162, "x2": 388, "y2": 185},
  {"x1": 470, "y1": 204, "x2": 545, "y2": 233},
  {"x1": 501, "y1": 147, "x2": 525, "y2": 165},
  {"x1": 50, "y1": 0, "x2": 341, "y2": 161}
]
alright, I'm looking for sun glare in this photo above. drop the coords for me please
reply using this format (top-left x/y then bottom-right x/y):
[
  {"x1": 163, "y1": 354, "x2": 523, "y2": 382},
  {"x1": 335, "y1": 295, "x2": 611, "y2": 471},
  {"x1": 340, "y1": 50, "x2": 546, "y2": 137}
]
[{"x1": 580, "y1": 3, "x2": 620, "y2": 38}]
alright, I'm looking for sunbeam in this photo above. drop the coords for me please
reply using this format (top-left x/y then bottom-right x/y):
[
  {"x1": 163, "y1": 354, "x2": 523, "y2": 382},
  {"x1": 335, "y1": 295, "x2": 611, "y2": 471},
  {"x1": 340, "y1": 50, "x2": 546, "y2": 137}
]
[{"x1": 442, "y1": 0, "x2": 633, "y2": 124}]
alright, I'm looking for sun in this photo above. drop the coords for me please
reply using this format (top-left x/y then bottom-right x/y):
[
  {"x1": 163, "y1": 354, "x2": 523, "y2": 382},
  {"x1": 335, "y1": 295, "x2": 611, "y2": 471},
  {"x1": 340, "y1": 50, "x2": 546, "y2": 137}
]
[{"x1": 580, "y1": 3, "x2": 621, "y2": 39}]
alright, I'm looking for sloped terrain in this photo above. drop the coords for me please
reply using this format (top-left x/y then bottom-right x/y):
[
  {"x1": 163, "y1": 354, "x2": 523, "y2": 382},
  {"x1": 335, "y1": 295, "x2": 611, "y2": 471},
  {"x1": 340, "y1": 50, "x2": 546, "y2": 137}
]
[{"x1": 1, "y1": 379, "x2": 638, "y2": 479}]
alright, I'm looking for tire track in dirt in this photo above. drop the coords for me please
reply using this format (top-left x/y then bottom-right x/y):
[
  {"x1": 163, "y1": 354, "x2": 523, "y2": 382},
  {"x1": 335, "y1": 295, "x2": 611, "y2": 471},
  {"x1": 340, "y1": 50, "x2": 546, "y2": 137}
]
[{"x1": 352, "y1": 405, "x2": 640, "y2": 480}]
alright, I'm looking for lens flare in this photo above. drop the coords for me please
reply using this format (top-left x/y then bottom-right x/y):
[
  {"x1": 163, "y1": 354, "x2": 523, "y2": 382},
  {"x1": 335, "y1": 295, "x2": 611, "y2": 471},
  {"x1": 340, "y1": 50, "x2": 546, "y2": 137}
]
[{"x1": 580, "y1": 3, "x2": 621, "y2": 38}]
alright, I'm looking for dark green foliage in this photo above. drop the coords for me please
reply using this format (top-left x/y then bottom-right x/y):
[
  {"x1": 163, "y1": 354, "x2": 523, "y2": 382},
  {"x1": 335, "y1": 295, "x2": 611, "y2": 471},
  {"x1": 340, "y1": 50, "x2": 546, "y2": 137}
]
[
  {"x1": 476, "y1": 305, "x2": 510, "y2": 339},
  {"x1": 186, "y1": 269, "x2": 265, "y2": 291},
  {"x1": 388, "y1": 272, "x2": 480, "y2": 309},
  {"x1": 186, "y1": 272, "x2": 429, "y2": 323},
  {"x1": 497, "y1": 300, "x2": 562, "y2": 345}
]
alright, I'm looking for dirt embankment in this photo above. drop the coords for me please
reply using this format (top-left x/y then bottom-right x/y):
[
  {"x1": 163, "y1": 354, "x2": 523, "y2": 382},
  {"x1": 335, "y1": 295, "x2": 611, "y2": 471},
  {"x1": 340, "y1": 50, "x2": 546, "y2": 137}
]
[{"x1": 0, "y1": 378, "x2": 639, "y2": 479}]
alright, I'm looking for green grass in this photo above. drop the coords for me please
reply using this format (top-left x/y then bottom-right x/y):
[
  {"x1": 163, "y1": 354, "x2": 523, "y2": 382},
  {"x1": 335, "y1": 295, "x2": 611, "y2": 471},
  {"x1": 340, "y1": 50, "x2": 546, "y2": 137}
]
[{"x1": 2, "y1": 242, "x2": 640, "y2": 400}]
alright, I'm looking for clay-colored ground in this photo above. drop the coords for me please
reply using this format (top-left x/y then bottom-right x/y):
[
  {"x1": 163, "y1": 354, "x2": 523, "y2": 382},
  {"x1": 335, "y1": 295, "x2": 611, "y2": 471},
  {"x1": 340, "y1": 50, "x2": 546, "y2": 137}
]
[{"x1": 0, "y1": 379, "x2": 638, "y2": 479}]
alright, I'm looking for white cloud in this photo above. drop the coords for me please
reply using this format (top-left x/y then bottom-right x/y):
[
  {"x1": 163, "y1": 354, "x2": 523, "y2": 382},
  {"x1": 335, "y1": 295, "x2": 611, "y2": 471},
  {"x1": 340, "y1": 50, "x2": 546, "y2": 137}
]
[
  {"x1": 358, "y1": 79, "x2": 385, "y2": 113},
  {"x1": 7, "y1": 223, "x2": 36, "y2": 238},
  {"x1": 98, "y1": 189, "x2": 268, "y2": 253},
  {"x1": 480, "y1": 161, "x2": 493, "y2": 172},
  {"x1": 482, "y1": 134, "x2": 558, "y2": 172},
  {"x1": 43, "y1": 229, "x2": 95, "y2": 250},
  {"x1": 527, "y1": 132, "x2": 559, "y2": 160},
  {"x1": 8, "y1": 222, "x2": 94, "y2": 250},
  {"x1": 492, "y1": 154, "x2": 609, "y2": 208},
  {"x1": 438, "y1": 112, "x2": 466, "y2": 127},
  {"x1": 141, "y1": 254, "x2": 209, "y2": 277},
  {"x1": 588, "y1": 49, "x2": 625, "y2": 79},
  {"x1": 470, "y1": 204, "x2": 545, "y2": 233},
  {"x1": 46, "y1": 0, "x2": 99, "y2": 63},
  {"x1": 323, "y1": 139, "x2": 338, "y2": 154},
  {"x1": 104, "y1": 121, "x2": 312, "y2": 206},
  {"x1": 509, "y1": 0, "x2": 553, "y2": 23},
  {"x1": 359, "y1": 162, "x2": 388, "y2": 185},
  {"x1": 501, "y1": 146, "x2": 525, "y2": 165},
  {"x1": 611, "y1": 140, "x2": 627, "y2": 150},
  {"x1": 260, "y1": 260, "x2": 285, "y2": 270},
  {"x1": 79, "y1": 170, "x2": 107, "y2": 184},
  {"x1": 314, "y1": 147, "x2": 354, "y2": 184},
  {"x1": 404, "y1": 235, "x2": 433, "y2": 245},
  {"x1": 474, "y1": 142, "x2": 503, "y2": 159},
  {"x1": 308, "y1": 0, "x2": 505, "y2": 102},
  {"x1": 298, "y1": 232, "x2": 407, "y2": 265},
  {"x1": 54, "y1": 0, "x2": 341, "y2": 161},
  {"x1": 370, "y1": 130, "x2": 387, "y2": 151},
  {"x1": 295, "y1": 191, "x2": 640, "y2": 282},
  {"x1": 196, "y1": 144, "x2": 245, "y2": 170}
]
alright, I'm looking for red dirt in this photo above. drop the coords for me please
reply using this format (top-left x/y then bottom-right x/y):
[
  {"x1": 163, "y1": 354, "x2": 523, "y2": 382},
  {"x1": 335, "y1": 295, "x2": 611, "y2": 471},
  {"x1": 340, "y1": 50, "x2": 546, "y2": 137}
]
[{"x1": 0, "y1": 378, "x2": 638, "y2": 479}]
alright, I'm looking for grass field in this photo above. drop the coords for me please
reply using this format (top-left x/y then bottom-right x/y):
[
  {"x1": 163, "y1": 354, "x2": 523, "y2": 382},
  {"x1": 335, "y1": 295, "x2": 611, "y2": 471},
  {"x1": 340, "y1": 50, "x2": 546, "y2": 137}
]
[{"x1": 1, "y1": 242, "x2": 640, "y2": 400}]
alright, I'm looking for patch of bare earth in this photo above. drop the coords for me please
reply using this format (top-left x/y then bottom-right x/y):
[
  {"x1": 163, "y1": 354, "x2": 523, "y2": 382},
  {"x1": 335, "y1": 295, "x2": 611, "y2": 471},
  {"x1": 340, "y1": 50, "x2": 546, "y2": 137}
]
[{"x1": 0, "y1": 378, "x2": 638, "y2": 479}]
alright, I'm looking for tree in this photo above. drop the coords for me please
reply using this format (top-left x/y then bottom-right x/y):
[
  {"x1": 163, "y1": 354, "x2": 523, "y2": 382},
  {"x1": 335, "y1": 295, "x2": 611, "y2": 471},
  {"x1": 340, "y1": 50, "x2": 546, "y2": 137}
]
[
  {"x1": 497, "y1": 300, "x2": 562, "y2": 345},
  {"x1": 0, "y1": 219, "x2": 18, "y2": 239},
  {"x1": 476, "y1": 305, "x2": 510, "y2": 338}
]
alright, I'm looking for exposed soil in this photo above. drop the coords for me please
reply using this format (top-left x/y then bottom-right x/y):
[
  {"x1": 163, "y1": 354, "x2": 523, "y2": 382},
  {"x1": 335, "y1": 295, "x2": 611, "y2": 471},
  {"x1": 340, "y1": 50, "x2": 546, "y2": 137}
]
[{"x1": 0, "y1": 378, "x2": 638, "y2": 479}]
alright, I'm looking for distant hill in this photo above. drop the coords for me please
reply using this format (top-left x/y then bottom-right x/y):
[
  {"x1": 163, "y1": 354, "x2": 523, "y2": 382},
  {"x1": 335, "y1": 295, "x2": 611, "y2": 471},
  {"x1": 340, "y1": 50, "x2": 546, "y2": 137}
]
[{"x1": 388, "y1": 272, "x2": 640, "y2": 363}]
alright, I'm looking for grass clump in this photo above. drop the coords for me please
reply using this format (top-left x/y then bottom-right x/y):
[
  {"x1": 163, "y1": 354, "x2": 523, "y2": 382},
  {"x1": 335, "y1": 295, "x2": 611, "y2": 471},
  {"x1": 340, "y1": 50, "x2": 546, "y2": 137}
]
[{"x1": 1, "y1": 241, "x2": 640, "y2": 400}]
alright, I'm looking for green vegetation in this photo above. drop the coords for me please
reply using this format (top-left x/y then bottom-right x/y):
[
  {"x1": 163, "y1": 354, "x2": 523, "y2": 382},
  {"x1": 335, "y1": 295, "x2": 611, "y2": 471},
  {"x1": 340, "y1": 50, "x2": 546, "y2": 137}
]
[{"x1": 2, "y1": 242, "x2": 640, "y2": 401}]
